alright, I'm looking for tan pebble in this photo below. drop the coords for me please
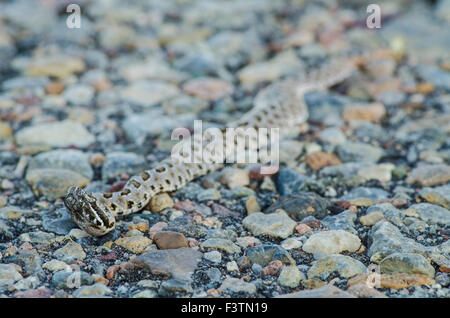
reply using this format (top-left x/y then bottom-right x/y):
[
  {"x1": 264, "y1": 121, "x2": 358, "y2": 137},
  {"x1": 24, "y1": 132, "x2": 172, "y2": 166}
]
[
  {"x1": 360, "y1": 212, "x2": 384, "y2": 226},
  {"x1": 152, "y1": 231, "x2": 188, "y2": 250},
  {"x1": 90, "y1": 153, "x2": 105, "y2": 166},
  {"x1": 128, "y1": 222, "x2": 149, "y2": 233},
  {"x1": 45, "y1": 81, "x2": 65, "y2": 95},
  {"x1": 114, "y1": 236, "x2": 152, "y2": 254},
  {"x1": 305, "y1": 151, "x2": 342, "y2": 172},
  {"x1": 149, "y1": 193, "x2": 174, "y2": 213},
  {"x1": 245, "y1": 196, "x2": 260, "y2": 215},
  {"x1": 0, "y1": 121, "x2": 12, "y2": 140}
]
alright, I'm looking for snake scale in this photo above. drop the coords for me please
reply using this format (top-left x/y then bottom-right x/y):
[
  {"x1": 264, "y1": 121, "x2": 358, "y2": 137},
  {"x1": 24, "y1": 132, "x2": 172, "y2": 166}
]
[{"x1": 64, "y1": 53, "x2": 372, "y2": 237}]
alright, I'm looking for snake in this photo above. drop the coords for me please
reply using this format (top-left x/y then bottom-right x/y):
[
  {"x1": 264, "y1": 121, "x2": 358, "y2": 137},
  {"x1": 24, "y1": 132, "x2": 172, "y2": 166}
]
[{"x1": 64, "y1": 53, "x2": 375, "y2": 237}]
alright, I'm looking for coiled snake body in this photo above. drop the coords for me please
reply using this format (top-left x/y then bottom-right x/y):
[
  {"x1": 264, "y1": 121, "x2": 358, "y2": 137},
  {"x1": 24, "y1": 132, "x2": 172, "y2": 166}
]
[{"x1": 64, "y1": 56, "x2": 361, "y2": 236}]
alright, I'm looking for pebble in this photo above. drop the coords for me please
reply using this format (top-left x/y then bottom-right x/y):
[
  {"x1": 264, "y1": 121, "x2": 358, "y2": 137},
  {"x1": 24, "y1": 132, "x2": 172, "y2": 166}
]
[
  {"x1": 220, "y1": 277, "x2": 256, "y2": 294},
  {"x1": 130, "y1": 247, "x2": 202, "y2": 281},
  {"x1": 158, "y1": 279, "x2": 193, "y2": 296},
  {"x1": 73, "y1": 283, "x2": 112, "y2": 298},
  {"x1": 242, "y1": 211, "x2": 296, "y2": 239},
  {"x1": 120, "y1": 80, "x2": 180, "y2": 107},
  {"x1": 348, "y1": 273, "x2": 435, "y2": 290},
  {"x1": 42, "y1": 208, "x2": 77, "y2": 235},
  {"x1": 307, "y1": 254, "x2": 367, "y2": 280},
  {"x1": 15, "y1": 120, "x2": 95, "y2": 148},
  {"x1": 277, "y1": 266, "x2": 304, "y2": 288},
  {"x1": 0, "y1": 121, "x2": 12, "y2": 140},
  {"x1": 25, "y1": 168, "x2": 89, "y2": 201},
  {"x1": 340, "y1": 187, "x2": 390, "y2": 201},
  {"x1": 406, "y1": 164, "x2": 450, "y2": 187},
  {"x1": 54, "y1": 242, "x2": 86, "y2": 262},
  {"x1": 149, "y1": 193, "x2": 174, "y2": 213},
  {"x1": 342, "y1": 102, "x2": 386, "y2": 122},
  {"x1": 406, "y1": 203, "x2": 450, "y2": 226},
  {"x1": 42, "y1": 260, "x2": 70, "y2": 272},
  {"x1": 25, "y1": 55, "x2": 85, "y2": 79},
  {"x1": 245, "y1": 196, "x2": 260, "y2": 215},
  {"x1": 266, "y1": 192, "x2": 332, "y2": 221},
  {"x1": 19, "y1": 231, "x2": 55, "y2": 244},
  {"x1": 360, "y1": 211, "x2": 385, "y2": 226},
  {"x1": 63, "y1": 84, "x2": 95, "y2": 106},
  {"x1": 197, "y1": 188, "x2": 222, "y2": 202},
  {"x1": 219, "y1": 168, "x2": 250, "y2": 189},
  {"x1": 152, "y1": 231, "x2": 188, "y2": 250},
  {"x1": 28, "y1": 149, "x2": 93, "y2": 180},
  {"x1": 368, "y1": 221, "x2": 427, "y2": 259},
  {"x1": 245, "y1": 244, "x2": 294, "y2": 267},
  {"x1": 226, "y1": 261, "x2": 239, "y2": 273},
  {"x1": 51, "y1": 270, "x2": 94, "y2": 289},
  {"x1": 380, "y1": 253, "x2": 435, "y2": 278},
  {"x1": 200, "y1": 238, "x2": 241, "y2": 254},
  {"x1": 419, "y1": 185, "x2": 450, "y2": 209},
  {"x1": 203, "y1": 251, "x2": 222, "y2": 263},
  {"x1": 302, "y1": 230, "x2": 361, "y2": 258},
  {"x1": 305, "y1": 151, "x2": 342, "y2": 172},
  {"x1": 335, "y1": 141, "x2": 384, "y2": 163},
  {"x1": 321, "y1": 210, "x2": 357, "y2": 234},
  {"x1": 114, "y1": 236, "x2": 152, "y2": 254},
  {"x1": 0, "y1": 264, "x2": 23, "y2": 284},
  {"x1": 280, "y1": 238, "x2": 303, "y2": 250},
  {"x1": 182, "y1": 77, "x2": 233, "y2": 101}
]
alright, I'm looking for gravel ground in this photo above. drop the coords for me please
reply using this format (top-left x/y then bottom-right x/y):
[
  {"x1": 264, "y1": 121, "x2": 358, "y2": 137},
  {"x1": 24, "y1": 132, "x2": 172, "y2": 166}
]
[{"x1": 0, "y1": 0, "x2": 449, "y2": 298}]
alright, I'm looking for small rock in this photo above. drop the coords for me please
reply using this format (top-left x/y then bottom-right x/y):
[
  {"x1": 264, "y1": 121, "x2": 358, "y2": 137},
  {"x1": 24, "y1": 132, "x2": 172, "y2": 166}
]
[
  {"x1": 407, "y1": 164, "x2": 450, "y2": 187},
  {"x1": 42, "y1": 260, "x2": 70, "y2": 272},
  {"x1": 73, "y1": 283, "x2": 112, "y2": 297},
  {"x1": 54, "y1": 242, "x2": 86, "y2": 262},
  {"x1": 245, "y1": 244, "x2": 295, "y2": 267},
  {"x1": 342, "y1": 102, "x2": 386, "y2": 122},
  {"x1": 149, "y1": 193, "x2": 174, "y2": 213},
  {"x1": 203, "y1": 251, "x2": 222, "y2": 263},
  {"x1": 305, "y1": 151, "x2": 342, "y2": 171},
  {"x1": 419, "y1": 184, "x2": 450, "y2": 209},
  {"x1": 15, "y1": 120, "x2": 94, "y2": 148},
  {"x1": 201, "y1": 238, "x2": 241, "y2": 254},
  {"x1": 114, "y1": 236, "x2": 152, "y2": 254},
  {"x1": 360, "y1": 212, "x2": 385, "y2": 226},
  {"x1": 243, "y1": 211, "x2": 296, "y2": 239},
  {"x1": 302, "y1": 230, "x2": 361, "y2": 258},
  {"x1": 25, "y1": 168, "x2": 89, "y2": 201},
  {"x1": 277, "y1": 266, "x2": 304, "y2": 288},
  {"x1": 266, "y1": 192, "x2": 332, "y2": 221},
  {"x1": 348, "y1": 273, "x2": 434, "y2": 290},
  {"x1": 380, "y1": 253, "x2": 435, "y2": 278},
  {"x1": 307, "y1": 254, "x2": 367, "y2": 280},
  {"x1": 280, "y1": 237, "x2": 303, "y2": 250},
  {"x1": 152, "y1": 231, "x2": 188, "y2": 250},
  {"x1": 336, "y1": 141, "x2": 384, "y2": 163},
  {"x1": 220, "y1": 277, "x2": 256, "y2": 294},
  {"x1": 158, "y1": 279, "x2": 193, "y2": 296},
  {"x1": 130, "y1": 247, "x2": 202, "y2": 281},
  {"x1": 121, "y1": 80, "x2": 180, "y2": 107},
  {"x1": 183, "y1": 77, "x2": 233, "y2": 101},
  {"x1": 245, "y1": 196, "x2": 260, "y2": 215}
]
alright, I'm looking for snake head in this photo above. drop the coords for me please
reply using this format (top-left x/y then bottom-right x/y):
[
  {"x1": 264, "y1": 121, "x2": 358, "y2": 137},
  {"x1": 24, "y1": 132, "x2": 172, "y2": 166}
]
[{"x1": 64, "y1": 186, "x2": 115, "y2": 237}]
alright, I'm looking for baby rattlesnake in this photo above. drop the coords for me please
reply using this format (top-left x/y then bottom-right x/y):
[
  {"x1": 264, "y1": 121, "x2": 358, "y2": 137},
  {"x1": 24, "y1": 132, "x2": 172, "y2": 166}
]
[{"x1": 64, "y1": 54, "x2": 367, "y2": 237}]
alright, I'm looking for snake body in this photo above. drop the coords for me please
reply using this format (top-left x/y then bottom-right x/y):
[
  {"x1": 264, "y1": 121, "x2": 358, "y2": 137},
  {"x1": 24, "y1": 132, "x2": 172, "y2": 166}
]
[{"x1": 64, "y1": 57, "x2": 358, "y2": 236}]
